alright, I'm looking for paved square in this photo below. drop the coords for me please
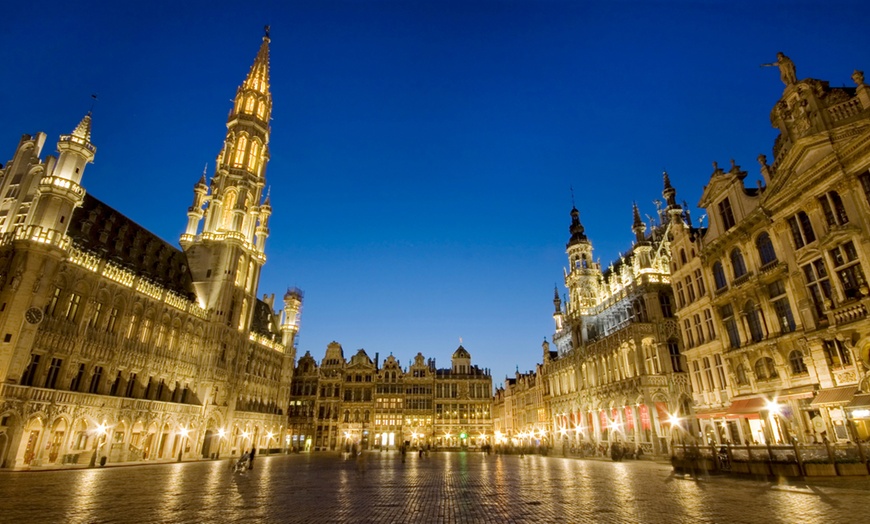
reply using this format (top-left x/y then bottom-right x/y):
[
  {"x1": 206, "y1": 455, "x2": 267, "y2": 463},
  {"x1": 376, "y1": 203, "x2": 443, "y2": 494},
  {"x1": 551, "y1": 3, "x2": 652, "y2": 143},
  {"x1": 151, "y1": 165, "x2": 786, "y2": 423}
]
[{"x1": 1, "y1": 452, "x2": 868, "y2": 523}]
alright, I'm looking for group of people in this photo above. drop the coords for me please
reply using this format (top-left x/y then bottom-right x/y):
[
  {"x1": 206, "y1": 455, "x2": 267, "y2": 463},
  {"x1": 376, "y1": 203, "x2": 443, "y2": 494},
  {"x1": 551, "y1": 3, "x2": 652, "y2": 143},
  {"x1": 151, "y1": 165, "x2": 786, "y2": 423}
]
[{"x1": 231, "y1": 447, "x2": 256, "y2": 473}]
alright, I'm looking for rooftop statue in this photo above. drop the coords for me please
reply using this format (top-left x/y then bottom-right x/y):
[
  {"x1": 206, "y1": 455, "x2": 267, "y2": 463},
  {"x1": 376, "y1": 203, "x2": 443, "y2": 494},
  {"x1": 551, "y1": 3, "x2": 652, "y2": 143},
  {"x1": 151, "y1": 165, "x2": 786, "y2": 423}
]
[{"x1": 761, "y1": 52, "x2": 797, "y2": 86}]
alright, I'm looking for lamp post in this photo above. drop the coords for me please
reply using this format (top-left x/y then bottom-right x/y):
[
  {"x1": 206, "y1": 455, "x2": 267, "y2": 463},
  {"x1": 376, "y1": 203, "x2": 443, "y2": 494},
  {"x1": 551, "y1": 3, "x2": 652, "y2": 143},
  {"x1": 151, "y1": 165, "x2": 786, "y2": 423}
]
[
  {"x1": 178, "y1": 427, "x2": 189, "y2": 462},
  {"x1": 89, "y1": 423, "x2": 107, "y2": 468}
]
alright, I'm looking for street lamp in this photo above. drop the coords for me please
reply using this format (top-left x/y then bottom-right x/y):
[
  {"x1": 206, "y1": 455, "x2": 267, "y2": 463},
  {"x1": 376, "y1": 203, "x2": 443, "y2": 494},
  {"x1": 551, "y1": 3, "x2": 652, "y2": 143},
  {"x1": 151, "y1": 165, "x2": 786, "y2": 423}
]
[
  {"x1": 89, "y1": 423, "x2": 107, "y2": 468},
  {"x1": 178, "y1": 427, "x2": 189, "y2": 462}
]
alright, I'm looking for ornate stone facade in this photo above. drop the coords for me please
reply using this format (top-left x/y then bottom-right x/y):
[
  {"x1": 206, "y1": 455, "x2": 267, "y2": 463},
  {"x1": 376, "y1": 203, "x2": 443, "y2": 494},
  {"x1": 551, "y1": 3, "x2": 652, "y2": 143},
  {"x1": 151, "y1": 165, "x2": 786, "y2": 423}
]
[
  {"x1": 0, "y1": 32, "x2": 302, "y2": 469},
  {"x1": 670, "y1": 58, "x2": 870, "y2": 445},
  {"x1": 288, "y1": 344, "x2": 492, "y2": 451}
]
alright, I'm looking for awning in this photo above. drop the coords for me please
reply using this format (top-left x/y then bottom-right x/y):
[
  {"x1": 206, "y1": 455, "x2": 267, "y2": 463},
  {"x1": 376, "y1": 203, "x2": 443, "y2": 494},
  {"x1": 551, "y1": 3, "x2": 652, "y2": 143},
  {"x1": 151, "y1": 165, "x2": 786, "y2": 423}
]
[
  {"x1": 809, "y1": 386, "x2": 858, "y2": 406},
  {"x1": 725, "y1": 398, "x2": 765, "y2": 419},
  {"x1": 693, "y1": 408, "x2": 728, "y2": 419},
  {"x1": 846, "y1": 394, "x2": 870, "y2": 409}
]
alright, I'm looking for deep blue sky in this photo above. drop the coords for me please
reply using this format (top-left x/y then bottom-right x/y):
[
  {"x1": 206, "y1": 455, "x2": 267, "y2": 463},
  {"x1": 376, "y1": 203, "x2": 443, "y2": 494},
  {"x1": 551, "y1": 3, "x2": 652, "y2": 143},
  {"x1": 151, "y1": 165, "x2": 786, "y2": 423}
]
[{"x1": 2, "y1": 1, "x2": 868, "y2": 387}]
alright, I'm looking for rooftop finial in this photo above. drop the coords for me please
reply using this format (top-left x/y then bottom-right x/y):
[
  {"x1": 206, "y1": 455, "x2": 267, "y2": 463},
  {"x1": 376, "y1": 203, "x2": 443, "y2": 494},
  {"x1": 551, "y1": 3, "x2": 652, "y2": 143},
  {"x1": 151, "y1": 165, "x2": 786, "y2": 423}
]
[
  {"x1": 89, "y1": 93, "x2": 98, "y2": 114},
  {"x1": 570, "y1": 185, "x2": 576, "y2": 208},
  {"x1": 264, "y1": 25, "x2": 271, "y2": 41}
]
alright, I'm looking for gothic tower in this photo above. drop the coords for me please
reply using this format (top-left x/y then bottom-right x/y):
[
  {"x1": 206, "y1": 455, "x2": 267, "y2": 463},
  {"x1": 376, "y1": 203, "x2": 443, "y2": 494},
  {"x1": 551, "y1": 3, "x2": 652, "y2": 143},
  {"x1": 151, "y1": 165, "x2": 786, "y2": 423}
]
[{"x1": 181, "y1": 31, "x2": 273, "y2": 330}]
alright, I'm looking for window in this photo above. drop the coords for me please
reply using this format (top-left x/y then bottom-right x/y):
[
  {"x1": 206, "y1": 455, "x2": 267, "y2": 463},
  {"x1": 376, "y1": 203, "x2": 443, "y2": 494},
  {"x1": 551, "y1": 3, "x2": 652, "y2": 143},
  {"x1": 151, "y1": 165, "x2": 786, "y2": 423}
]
[
  {"x1": 256, "y1": 100, "x2": 265, "y2": 119},
  {"x1": 703, "y1": 357, "x2": 715, "y2": 390},
  {"x1": 829, "y1": 241, "x2": 867, "y2": 300},
  {"x1": 676, "y1": 282, "x2": 685, "y2": 308},
  {"x1": 744, "y1": 300, "x2": 765, "y2": 343},
  {"x1": 823, "y1": 339, "x2": 852, "y2": 368},
  {"x1": 659, "y1": 293, "x2": 673, "y2": 318},
  {"x1": 668, "y1": 340, "x2": 683, "y2": 372},
  {"x1": 768, "y1": 280, "x2": 796, "y2": 333},
  {"x1": 248, "y1": 140, "x2": 260, "y2": 171},
  {"x1": 70, "y1": 363, "x2": 86, "y2": 392},
  {"x1": 718, "y1": 197, "x2": 736, "y2": 230},
  {"x1": 818, "y1": 191, "x2": 849, "y2": 227},
  {"x1": 704, "y1": 309, "x2": 716, "y2": 340},
  {"x1": 720, "y1": 304, "x2": 741, "y2": 349},
  {"x1": 803, "y1": 259, "x2": 833, "y2": 319},
  {"x1": 788, "y1": 350, "x2": 808, "y2": 375},
  {"x1": 694, "y1": 269, "x2": 706, "y2": 296},
  {"x1": 754, "y1": 357, "x2": 777, "y2": 381},
  {"x1": 713, "y1": 261, "x2": 727, "y2": 291},
  {"x1": 756, "y1": 232, "x2": 777, "y2": 266},
  {"x1": 44, "y1": 357, "x2": 62, "y2": 389},
  {"x1": 685, "y1": 276, "x2": 696, "y2": 303},
  {"x1": 89, "y1": 366, "x2": 103, "y2": 394},
  {"x1": 233, "y1": 135, "x2": 248, "y2": 167},
  {"x1": 109, "y1": 371, "x2": 122, "y2": 396},
  {"x1": 645, "y1": 344, "x2": 661, "y2": 374},
  {"x1": 65, "y1": 293, "x2": 82, "y2": 321},
  {"x1": 680, "y1": 249, "x2": 687, "y2": 265},
  {"x1": 46, "y1": 287, "x2": 61, "y2": 316},
  {"x1": 125, "y1": 373, "x2": 137, "y2": 397},
  {"x1": 859, "y1": 172, "x2": 870, "y2": 206},
  {"x1": 21, "y1": 354, "x2": 40, "y2": 386},
  {"x1": 714, "y1": 355, "x2": 727, "y2": 389},
  {"x1": 693, "y1": 314, "x2": 705, "y2": 345},
  {"x1": 244, "y1": 97, "x2": 255, "y2": 113},
  {"x1": 683, "y1": 319, "x2": 694, "y2": 348},
  {"x1": 89, "y1": 302, "x2": 102, "y2": 328},
  {"x1": 730, "y1": 248, "x2": 747, "y2": 279},
  {"x1": 692, "y1": 361, "x2": 703, "y2": 392},
  {"x1": 787, "y1": 211, "x2": 815, "y2": 249}
]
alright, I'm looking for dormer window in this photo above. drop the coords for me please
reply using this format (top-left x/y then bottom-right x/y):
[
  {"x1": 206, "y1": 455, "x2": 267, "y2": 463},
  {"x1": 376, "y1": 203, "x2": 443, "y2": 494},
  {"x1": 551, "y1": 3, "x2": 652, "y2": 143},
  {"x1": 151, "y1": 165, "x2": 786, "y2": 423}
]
[{"x1": 718, "y1": 198, "x2": 736, "y2": 230}]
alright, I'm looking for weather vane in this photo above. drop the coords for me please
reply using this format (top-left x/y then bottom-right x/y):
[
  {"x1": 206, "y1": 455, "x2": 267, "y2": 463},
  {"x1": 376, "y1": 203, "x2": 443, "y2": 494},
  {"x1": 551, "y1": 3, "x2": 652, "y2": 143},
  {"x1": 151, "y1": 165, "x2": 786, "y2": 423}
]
[
  {"x1": 89, "y1": 93, "x2": 98, "y2": 113},
  {"x1": 264, "y1": 25, "x2": 270, "y2": 39}
]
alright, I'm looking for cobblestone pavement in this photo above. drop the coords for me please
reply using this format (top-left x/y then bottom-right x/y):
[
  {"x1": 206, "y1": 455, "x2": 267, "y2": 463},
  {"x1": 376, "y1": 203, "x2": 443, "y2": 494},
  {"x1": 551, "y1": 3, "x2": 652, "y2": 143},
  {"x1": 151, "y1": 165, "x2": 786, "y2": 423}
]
[{"x1": 1, "y1": 452, "x2": 868, "y2": 523}]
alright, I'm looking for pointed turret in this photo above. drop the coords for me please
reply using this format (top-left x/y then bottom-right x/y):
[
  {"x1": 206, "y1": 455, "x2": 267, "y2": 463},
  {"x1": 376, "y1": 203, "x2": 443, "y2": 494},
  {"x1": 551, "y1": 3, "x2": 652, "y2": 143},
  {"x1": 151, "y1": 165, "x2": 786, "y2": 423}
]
[
  {"x1": 566, "y1": 207, "x2": 588, "y2": 247},
  {"x1": 27, "y1": 112, "x2": 92, "y2": 238},
  {"x1": 662, "y1": 171, "x2": 683, "y2": 225},
  {"x1": 552, "y1": 285, "x2": 564, "y2": 332},
  {"x1": 632, "y1": 202, "x2": 646, "y2": 243},
  {"x1": 243, "y1": 29, "x2": 271, "y2": 96}
]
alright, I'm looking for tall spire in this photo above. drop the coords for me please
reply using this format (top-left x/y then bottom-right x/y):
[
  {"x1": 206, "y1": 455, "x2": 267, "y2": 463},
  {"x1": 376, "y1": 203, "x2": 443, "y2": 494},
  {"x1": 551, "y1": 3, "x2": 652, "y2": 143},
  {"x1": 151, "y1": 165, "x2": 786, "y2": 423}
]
[
  {"x1": 243, "y1": 27, "x2": 271, "y2": 96},
  {"x1": 662, "y1": 170, "x2": 678, "y2": 209}
]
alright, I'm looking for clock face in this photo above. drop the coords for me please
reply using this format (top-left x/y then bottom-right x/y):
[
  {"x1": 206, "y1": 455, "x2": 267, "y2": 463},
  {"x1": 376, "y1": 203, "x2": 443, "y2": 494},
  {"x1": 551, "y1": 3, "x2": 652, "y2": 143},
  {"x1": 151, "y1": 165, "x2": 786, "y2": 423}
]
[{"x1": 25, "y1": 307, "x2": 44, "y2": 325}]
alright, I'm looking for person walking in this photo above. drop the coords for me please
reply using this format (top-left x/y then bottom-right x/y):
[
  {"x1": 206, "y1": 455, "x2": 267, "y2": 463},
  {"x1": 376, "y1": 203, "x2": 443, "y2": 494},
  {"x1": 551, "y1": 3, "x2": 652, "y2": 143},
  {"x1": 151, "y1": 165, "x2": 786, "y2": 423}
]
[{"x1": 248, "y1": 447, "x2": 256, "y2": 470}]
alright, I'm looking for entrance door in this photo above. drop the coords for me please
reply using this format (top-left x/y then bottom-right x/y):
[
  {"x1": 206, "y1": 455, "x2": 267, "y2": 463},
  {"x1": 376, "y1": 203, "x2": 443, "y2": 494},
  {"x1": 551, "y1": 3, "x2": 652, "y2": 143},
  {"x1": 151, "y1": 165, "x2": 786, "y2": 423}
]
[
  {"x1": 23, "y1": 430, "x2": 40, "y2": 465},
  {"x1": 201, "y1": 430, "x2": 215, "y2": 458}
]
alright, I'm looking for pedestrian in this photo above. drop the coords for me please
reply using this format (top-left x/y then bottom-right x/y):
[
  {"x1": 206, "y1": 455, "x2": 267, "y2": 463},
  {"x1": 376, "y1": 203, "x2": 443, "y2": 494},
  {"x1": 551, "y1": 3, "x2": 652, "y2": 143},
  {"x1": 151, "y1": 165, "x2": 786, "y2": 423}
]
[{"x1": 248, "y1": 446, "x2": 256, "y2": 470}]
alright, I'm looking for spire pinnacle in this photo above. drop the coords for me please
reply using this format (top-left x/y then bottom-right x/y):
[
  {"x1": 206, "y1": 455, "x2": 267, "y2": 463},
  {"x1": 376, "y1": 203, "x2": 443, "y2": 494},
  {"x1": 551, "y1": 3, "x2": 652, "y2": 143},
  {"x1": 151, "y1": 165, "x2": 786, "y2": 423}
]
[
  {"x1": 243, "y1": 30, "x2": 271, "y2": 95},
  {"x1": 71, "y1": 112, "x2": 93, "y2": 142},
  {"x1": 662, "y1": 170, "x2": 678, "y2": 208}
]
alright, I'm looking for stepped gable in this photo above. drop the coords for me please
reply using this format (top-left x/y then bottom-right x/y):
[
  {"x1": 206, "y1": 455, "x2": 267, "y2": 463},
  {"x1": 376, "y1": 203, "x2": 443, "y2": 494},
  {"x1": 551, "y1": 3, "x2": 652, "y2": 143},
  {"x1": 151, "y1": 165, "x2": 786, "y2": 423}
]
[{"x1": 68, "y1": 193, "x2": 196, "y2": 300}]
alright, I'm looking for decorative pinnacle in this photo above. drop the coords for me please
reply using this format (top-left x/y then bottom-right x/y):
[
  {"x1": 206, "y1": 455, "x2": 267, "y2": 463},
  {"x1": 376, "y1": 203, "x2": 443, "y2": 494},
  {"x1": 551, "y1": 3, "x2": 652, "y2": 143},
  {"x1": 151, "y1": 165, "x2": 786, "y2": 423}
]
[{"x1": 70, "y1": 112, "x2": 93, "y2": 142}]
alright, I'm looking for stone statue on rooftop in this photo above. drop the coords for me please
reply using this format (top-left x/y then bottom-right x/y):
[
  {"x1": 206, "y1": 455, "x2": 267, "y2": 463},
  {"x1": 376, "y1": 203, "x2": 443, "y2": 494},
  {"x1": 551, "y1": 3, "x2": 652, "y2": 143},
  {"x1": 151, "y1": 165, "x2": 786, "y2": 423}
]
[{"x1": 761, "y1": 52, "x2": 797, "y2": 86}]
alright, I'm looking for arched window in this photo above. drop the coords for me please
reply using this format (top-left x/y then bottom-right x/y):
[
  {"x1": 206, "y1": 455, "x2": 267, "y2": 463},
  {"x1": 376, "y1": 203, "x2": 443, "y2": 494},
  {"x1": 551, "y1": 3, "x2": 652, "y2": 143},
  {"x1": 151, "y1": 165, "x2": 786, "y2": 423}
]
[
  {"x1": 754, "y1": 357, "x2": 777, "y2": 380},
  {"x1": 731, "y1": 248, "x2": 747, "y2": 279},
  {"x1": 248, "y1": 140, "x2": 260, "y2": 171},
  {"x1": 244, "y1": 97, "x2": 255, "y2": 113},
  {"x1": 756, "y1": 232, "x2": 777, "y2": 266},
  {"x1": 221, "y1": 189, "x2": 237, "y2": 230},
  {"x1": 788, "y1": 350, "x2": 808, "y2": 375},
  {"x1": 744, "y1": 300, "x2": 765, "y2": 343},
  {"x1": 256, "y1": 100, "x2": 266, "y2": 119},
  {"x1": 680, "y1": 249, "x2": 687, "y2": 265},
  {"x1": 233, "y1": 135, "x2": 248, "y2": 167},
  {"x1": 713, "y1": 261, "x2": 727, "y2": 290}
]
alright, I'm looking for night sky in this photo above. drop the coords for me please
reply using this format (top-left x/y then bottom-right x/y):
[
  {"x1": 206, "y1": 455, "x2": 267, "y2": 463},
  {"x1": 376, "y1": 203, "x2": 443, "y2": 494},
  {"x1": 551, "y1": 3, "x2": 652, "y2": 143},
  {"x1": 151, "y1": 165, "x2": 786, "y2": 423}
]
[{"x1": 2, "y1": 1, "x2": 868, "y2": 388}]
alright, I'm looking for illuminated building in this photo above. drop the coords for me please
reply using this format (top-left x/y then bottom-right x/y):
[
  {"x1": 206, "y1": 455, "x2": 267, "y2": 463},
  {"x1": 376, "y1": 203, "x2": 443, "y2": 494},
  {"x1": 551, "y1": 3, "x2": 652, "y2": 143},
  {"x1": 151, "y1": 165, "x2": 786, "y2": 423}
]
[
  {"x1": 0, "y1": 31, "x2": 301, "y2": 469},
  {"x1": 670, "y1": 60, "x2": 870, "y2": 444},
  {"x1": 288, "y1": 343, "x2": 492, "y2": 450},
  {"x1": 541, "y1": 203, "x2": 691, "y2": 456}
]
